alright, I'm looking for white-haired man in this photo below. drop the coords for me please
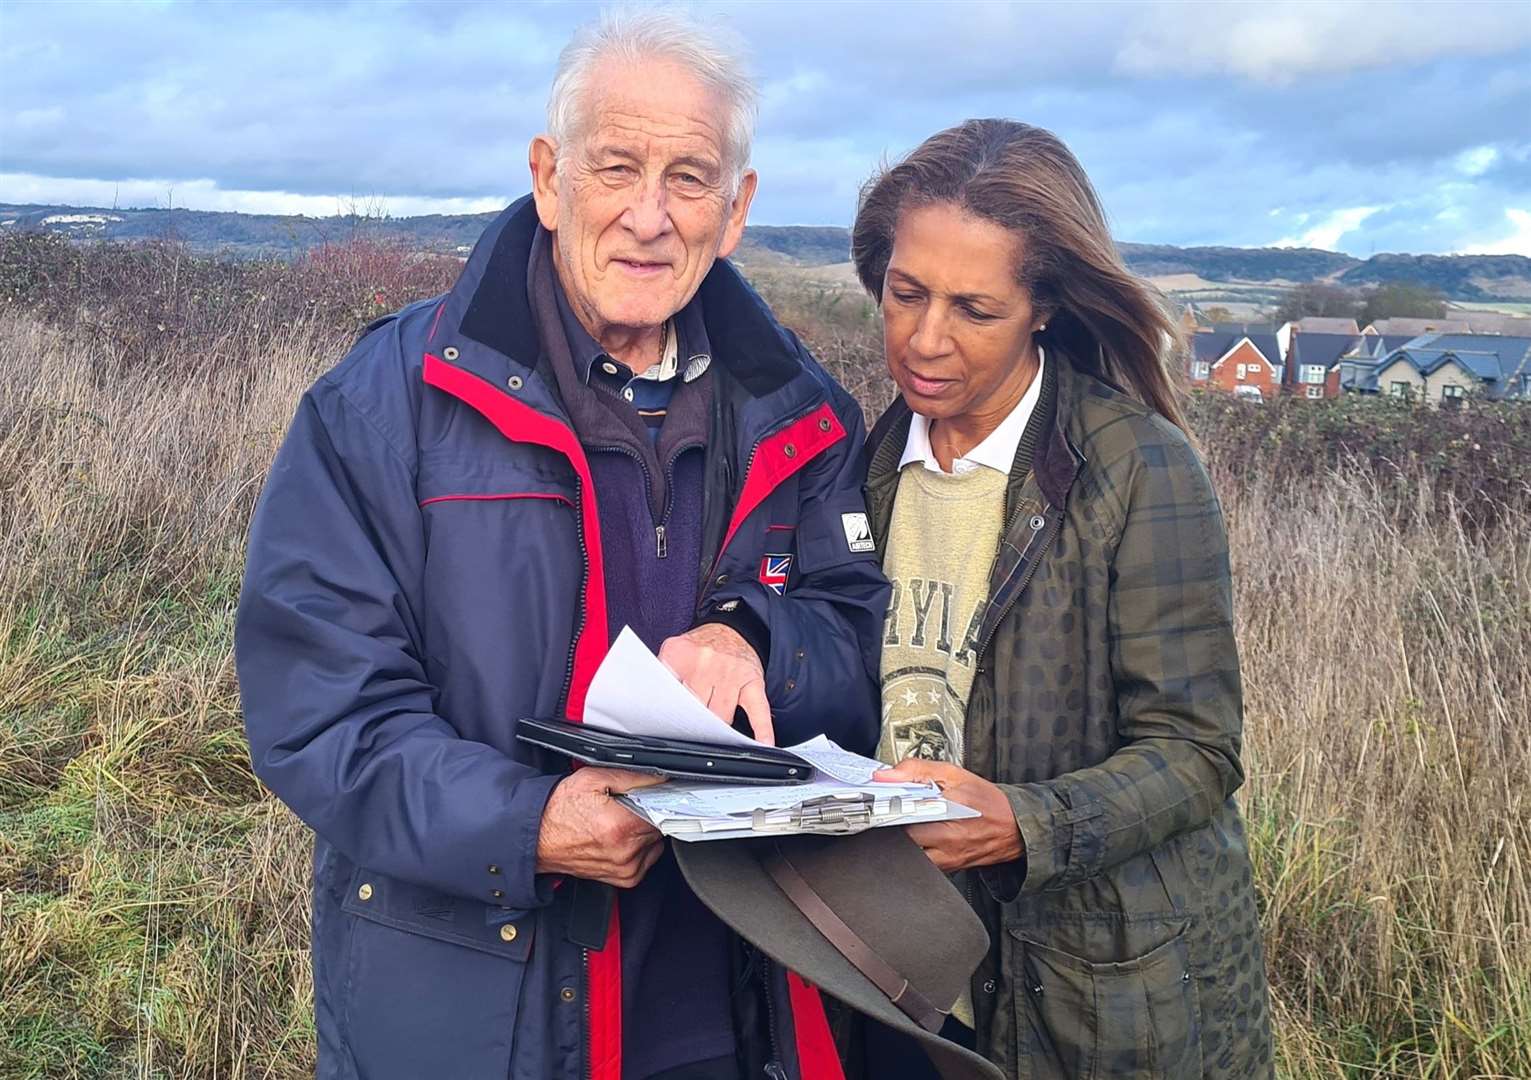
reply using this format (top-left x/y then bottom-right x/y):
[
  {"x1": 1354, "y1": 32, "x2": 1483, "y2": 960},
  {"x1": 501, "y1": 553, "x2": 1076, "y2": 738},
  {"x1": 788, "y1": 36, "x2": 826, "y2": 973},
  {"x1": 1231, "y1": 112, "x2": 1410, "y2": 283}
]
[{"x1": 236, "y1": 10, "x2": 887, "y2": 1080}]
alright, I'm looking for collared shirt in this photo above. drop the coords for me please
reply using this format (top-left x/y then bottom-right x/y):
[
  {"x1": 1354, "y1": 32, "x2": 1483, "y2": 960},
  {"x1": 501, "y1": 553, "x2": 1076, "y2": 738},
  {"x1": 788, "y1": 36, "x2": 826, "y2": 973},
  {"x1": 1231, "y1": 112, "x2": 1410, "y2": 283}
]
[
  {"x1": 899, "y1": 347, "x2": 1047, "y2": 477},
  {"x1": 553, "y1": 288, "x2": 712, "y2": 435}
]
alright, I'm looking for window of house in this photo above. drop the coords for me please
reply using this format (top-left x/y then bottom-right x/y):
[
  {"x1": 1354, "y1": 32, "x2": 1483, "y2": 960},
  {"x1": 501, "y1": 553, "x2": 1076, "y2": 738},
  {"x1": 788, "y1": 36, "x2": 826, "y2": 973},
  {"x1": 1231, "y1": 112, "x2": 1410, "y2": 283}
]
[
  {"x1": 1301, "y1": 365, "x2": 1327, "y2": 384},
  {"x1": 1441, "y1": 384, "x2": 1466, "y2": 408},
  {"x1": 1191, "y1": 361, "x2": 1210, "y2": 379},
  {"x1": 1306, "y1": 386, "x2": 1324, "y2": 399},
  {"x1": 1390, "y1": 381, "x2": 1411, "y2": 398},
  {"x1": 1236, "y1": 363, "x2": 1247, "y2": 379},
  {"x1": 1247, "y1": 362, "x2": 1261, "y2": 375}
]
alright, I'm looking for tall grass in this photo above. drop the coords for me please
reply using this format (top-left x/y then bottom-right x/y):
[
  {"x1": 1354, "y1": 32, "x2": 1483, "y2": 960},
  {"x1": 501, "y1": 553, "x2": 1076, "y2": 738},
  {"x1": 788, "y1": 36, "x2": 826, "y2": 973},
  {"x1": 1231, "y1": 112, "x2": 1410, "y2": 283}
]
[{"x1": 1, "y1": 241, "x2": 1528, "y2": 1078}]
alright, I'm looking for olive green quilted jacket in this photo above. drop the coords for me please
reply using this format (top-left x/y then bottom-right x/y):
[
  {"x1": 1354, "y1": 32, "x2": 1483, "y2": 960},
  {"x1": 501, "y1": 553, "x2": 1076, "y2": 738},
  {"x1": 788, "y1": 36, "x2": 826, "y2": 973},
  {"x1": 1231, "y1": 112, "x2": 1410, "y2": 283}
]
[{"x1": 865, "y1": 355, "x2": 1274, "y2": 1080}]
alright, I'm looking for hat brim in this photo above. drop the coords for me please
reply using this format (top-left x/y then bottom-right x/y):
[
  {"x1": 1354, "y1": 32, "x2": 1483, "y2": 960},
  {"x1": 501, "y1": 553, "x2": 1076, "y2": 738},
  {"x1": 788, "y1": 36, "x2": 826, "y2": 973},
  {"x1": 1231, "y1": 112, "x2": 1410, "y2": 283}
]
[{"x1": 674, "y1": 832, "x2": 1005, "y2": 1080}]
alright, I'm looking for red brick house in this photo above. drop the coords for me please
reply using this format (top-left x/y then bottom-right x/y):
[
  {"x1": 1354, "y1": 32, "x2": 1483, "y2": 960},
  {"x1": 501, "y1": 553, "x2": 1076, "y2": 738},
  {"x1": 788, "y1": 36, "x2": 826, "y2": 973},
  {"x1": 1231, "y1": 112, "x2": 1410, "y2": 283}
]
[
  {"x1": 1189, "y1": 331, "x2": 1282, "y2": 400},
  {"x1": 1282, "y1": 330, "x2": 1359, "y2": 400}
]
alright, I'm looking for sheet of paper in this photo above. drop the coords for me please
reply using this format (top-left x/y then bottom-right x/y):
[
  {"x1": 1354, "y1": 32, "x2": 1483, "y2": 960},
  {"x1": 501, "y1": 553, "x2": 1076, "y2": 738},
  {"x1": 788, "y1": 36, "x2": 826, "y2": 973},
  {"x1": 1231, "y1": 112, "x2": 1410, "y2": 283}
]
[
  {"x1": 583, "y1": 626, "x2": 757, "y2": 747},
  {"x1": 786, "y1": 734, "x2": 899, "y2": 786}
]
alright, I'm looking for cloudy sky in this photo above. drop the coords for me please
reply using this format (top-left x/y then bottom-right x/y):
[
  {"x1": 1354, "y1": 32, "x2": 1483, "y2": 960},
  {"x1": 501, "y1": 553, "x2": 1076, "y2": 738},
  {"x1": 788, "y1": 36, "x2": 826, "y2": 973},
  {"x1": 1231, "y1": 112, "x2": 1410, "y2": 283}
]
[{"x1": 4, "y1": 0, "x2": 1530, "y2": 255}]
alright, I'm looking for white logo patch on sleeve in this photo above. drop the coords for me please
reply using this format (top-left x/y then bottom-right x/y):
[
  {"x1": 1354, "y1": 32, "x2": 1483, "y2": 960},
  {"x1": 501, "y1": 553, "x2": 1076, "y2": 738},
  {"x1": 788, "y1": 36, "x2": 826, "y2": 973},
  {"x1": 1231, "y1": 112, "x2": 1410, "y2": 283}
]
[{"x1": 841, "y1": 512, "x2": 876, "y2": 553}]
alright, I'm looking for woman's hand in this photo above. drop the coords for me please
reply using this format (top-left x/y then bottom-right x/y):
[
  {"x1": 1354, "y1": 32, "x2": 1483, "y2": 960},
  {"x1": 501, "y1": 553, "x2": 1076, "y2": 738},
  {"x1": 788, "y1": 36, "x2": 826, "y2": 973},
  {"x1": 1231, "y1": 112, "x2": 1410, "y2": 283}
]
[{"x1": 875, "y1": 758, "x2": 1024, "y2": 872}]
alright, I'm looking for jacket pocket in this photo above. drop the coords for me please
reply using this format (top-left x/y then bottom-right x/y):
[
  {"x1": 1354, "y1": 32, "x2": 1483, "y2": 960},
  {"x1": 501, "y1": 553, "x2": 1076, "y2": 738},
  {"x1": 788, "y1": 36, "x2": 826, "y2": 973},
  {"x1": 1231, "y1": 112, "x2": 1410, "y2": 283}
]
[
  {"x1": 339, "y1": 869, "x2": 533, "y2": 1080},
  {"x1": 1010, "y1": 924, "x2": 1201, "y2": 1080}
]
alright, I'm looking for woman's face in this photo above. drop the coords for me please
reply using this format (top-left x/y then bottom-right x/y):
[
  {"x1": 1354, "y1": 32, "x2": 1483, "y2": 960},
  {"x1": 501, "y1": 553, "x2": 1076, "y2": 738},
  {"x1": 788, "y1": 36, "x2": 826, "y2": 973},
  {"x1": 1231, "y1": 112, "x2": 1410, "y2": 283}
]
[{"x1": 881, "y1": 202, "x2": 1045, "y2": 425}]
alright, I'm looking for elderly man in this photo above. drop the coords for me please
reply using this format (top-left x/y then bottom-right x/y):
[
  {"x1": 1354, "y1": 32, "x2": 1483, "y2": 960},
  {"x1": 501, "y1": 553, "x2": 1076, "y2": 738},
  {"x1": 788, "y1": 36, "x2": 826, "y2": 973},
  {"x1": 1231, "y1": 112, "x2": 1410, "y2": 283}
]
[{"x1": 235, "y1": 10, "x2": 885, "y2": 1080}]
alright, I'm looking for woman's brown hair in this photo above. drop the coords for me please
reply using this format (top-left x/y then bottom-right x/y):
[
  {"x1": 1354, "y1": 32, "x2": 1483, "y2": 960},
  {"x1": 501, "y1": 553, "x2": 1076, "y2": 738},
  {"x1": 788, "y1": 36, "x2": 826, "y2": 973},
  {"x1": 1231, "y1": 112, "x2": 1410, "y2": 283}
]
[{"x1": 852, "y1": 119, "x2": 1189, "y2": 433}]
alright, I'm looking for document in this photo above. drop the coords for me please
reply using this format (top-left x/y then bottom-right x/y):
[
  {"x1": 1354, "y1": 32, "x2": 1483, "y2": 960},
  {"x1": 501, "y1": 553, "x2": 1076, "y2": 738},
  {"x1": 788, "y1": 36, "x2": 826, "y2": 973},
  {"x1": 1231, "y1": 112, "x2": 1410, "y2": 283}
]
[
  {"x1": 584, "y1": 626, "x2": 758, "y2": 746},
  {"x1": 586, "y1": 627, "x2": 979, "y2": 841}
]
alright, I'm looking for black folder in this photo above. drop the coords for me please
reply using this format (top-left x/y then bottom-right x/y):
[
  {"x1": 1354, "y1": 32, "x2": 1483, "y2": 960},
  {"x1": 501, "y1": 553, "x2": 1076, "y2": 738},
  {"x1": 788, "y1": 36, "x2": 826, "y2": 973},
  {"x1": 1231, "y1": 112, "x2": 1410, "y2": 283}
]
[{"x1": 516, "y1": 717, "x2": 813, "y2": 784}]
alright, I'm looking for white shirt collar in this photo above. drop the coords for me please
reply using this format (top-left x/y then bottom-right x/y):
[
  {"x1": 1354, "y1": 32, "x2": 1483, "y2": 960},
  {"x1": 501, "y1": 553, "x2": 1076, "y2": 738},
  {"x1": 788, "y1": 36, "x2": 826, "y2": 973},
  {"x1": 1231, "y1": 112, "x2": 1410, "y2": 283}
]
[
  {"x1": 632, "y1": 319, "x2": 711, "y2": 383},
  {"x1": 899, "y1": 347, "x2": 1046, "y2": 477}
]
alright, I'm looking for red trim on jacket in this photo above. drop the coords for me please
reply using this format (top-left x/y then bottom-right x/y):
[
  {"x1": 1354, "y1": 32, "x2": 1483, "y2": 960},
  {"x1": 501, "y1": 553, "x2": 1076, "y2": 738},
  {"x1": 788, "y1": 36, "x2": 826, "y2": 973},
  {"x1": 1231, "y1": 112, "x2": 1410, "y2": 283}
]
[
  {"x1": 422, "y1": 354, "x2": 608, "y2": 721},
  {"x1": 419, "y1": 492, "x2": 573, "y2": 509},
  {"x1": 587, "y1": 904, "x2": 623, "y2": 1080},
  {"x1": 423, "y1": 353, "x2": 623, "y2": 1079},
  {"x1": 719, "y1": 402, "x2": 845, "y2": 560},
  {"x1": 787, "y1": 974, "x2": 846, "y2": 1080}
]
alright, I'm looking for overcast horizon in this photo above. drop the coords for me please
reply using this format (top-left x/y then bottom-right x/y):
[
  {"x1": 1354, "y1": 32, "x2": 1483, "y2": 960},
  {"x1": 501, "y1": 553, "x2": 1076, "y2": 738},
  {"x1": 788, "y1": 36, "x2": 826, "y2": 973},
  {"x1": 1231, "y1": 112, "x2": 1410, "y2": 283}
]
[{"x1": 3, "y1": 0, "x2": 1530, "y2": 257}]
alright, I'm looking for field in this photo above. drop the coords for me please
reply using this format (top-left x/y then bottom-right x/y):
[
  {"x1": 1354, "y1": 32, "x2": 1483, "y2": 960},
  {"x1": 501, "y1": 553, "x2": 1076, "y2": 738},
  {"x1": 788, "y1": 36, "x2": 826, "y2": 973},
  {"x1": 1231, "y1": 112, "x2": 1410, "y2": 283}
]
[{"x1": 1, "y1": 236, "x2": 1529, "y2": 1078}]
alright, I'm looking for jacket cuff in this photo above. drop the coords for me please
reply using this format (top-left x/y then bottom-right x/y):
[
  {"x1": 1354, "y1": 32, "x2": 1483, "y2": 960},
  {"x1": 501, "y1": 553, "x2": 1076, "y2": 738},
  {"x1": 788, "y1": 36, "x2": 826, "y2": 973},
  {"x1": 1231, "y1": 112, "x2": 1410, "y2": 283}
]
[
  {"x1": 696, "y1": 602, "x2": 771, "y2": 666},
  {"x1": 501, "y1": 771, "x2": 563, "y2": 909},
  {"x1": 1002, "y1": 782, "x2": 1104, "y2": 895}
]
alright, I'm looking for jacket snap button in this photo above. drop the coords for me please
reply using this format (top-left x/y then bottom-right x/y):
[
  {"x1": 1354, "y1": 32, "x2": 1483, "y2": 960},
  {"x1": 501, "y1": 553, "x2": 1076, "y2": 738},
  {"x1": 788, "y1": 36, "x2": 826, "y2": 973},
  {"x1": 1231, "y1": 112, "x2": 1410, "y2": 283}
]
[
  {"x1": 488, "y1": 864, "x2": 501, "y2": 875},
  {"x1": 357, "y1": 883, "x2": 373, "y2": 901},
  {"x1": 507, "y1": 375, "x2": 524, "y2": 391},
  {"x1": 818, "y1": 418, "x2": 831, "y2": 432},
  {"x1": 1029, "y1": 515, "x2": 1046, "y2": 531},
  {"x1": 784, "y1": 443, "x2": 797, "y2": 458},
  {"x1": 1182, "y1": 972, "x2": 1191, "y2": 982},
  {"x1": 442, "y1": 346, "x2": 459, "y2": 361},
  {"x1": 982, "y1": 979, "x2": 997, "y2": 994},
  {"x1": 715, "y1": 574, "x2": 729, "y2": 586},
  {"x1": 1031, "y1": 983, "x2": 1043, "y2": 995},
  {"x1": 490, "y1": 889, "x2": 504, "y2": 899},
  {"x1": 499, "y1": 924, "x2": 518, "y2": 943},
  {"x1": 560, "y1": 986, "x2": 577, "y2": 1003}
]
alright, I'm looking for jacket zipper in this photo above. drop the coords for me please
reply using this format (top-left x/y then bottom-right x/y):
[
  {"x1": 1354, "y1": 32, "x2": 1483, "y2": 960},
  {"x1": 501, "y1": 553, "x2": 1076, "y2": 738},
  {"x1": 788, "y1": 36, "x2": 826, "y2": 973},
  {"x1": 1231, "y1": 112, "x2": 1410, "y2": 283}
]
[
  {"x1": 761, "y1": 955, "x2": 787, "y2": 1080},
  {"x1": 582, "y1": 945, "x2": 592, "y2": 1079},
  {"x1": 587, "y1": 441, "x2": 700, "y2": 561},
  {"x1": 557, "y1": 486, "x2": 593, "y2": 716}
]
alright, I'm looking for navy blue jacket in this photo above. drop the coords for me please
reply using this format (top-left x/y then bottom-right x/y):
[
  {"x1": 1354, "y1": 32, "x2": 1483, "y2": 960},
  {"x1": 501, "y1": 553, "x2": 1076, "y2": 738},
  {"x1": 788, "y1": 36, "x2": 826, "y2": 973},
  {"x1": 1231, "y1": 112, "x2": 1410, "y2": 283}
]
[{"x1": 235, "y1": 198, "x2": 888, "y2": 1080}]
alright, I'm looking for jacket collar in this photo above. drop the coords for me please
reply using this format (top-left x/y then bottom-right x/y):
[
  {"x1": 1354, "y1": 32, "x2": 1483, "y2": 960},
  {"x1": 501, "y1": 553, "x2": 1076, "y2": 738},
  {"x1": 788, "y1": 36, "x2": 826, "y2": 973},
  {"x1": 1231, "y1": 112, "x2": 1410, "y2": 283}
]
[
  {"x1": 869, "y1": 349, "x2": 1084, "y2": 514},
  {"x1": 426, "y1": 197, "x2": 807, "y2": 405}
]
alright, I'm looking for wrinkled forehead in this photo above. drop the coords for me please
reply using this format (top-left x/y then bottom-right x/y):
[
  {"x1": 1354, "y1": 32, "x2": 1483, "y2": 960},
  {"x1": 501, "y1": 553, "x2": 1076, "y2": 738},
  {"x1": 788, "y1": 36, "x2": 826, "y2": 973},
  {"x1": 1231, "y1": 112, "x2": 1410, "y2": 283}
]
[{"x1": 572, "y1": 60, "x2": 730, "y2": 163}]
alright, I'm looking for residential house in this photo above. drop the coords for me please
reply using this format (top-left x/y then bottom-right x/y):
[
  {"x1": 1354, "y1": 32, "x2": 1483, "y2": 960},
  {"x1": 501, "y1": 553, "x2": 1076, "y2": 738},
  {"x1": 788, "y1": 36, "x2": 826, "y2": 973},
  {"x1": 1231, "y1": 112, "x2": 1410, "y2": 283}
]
[
  {"x1": 1363, "y1": 316, "x2": 1472, "y2": 337},
  {"x1": 1283, "y1": 330, "x2": 1358, "y2": 399},
  {"x1": 1339, "y1": 334, "x2": 1425, "y2": 392},
  {"x1": 1360, "y1": 333, "x2": 1531, "y2": 405},
  {"x1": 1276, "y1": 317, "x2": 1362, "y2": 371},
  {"x1": 1292, "y1": 316, "x2": 1362, "y2": 334},
  {"x1": 1189, "y1": 330, "x2": 1283, "y2": 399},
  {"x1": 1464, "y1": 313, "x2": 1531, "y2": 336}
]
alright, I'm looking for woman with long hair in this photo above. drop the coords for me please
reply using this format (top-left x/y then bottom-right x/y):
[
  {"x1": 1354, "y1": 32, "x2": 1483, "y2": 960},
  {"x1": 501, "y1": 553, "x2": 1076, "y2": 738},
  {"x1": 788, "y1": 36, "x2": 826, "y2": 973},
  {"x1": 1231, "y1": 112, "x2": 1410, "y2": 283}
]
[{"x1": 856, "y1": 120, "x2": 1273, "y2": 1079}]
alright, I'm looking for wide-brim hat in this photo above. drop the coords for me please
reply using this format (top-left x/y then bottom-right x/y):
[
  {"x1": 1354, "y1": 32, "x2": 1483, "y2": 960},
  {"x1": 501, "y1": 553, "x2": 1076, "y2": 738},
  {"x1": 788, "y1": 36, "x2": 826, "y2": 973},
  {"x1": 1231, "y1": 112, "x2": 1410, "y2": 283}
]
[{"x1": 674, "y1": 828, "x2": 1004, "y2": 1080}]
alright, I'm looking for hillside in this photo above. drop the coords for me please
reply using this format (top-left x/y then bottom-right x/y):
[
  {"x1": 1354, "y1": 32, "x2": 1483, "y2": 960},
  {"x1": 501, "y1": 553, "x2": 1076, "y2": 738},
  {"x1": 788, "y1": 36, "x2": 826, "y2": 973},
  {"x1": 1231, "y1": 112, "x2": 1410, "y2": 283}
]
[{"x1": 5, "y1": 201, "x2": 1531, "y2": 300}]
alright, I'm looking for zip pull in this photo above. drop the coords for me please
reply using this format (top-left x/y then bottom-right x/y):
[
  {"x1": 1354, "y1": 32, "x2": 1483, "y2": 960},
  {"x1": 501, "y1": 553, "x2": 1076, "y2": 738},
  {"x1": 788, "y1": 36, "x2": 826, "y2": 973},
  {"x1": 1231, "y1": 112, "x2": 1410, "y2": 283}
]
[
  {"x1": 764, "y1": 1065, "x2": 788, "y2": 1080},
  {"x1": 655, "y1": 524, "x2": 668, "y2": 559}
]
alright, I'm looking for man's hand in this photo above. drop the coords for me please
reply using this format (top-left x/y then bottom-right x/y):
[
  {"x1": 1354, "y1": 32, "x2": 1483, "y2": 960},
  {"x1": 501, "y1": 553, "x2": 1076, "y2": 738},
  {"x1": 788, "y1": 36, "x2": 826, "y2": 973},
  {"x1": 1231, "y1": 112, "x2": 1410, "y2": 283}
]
[
  {"x1": 874, "y1": 758, "x2": 1023, "y2": 873},
  {"x1": 658, "y1": 624, "x2": 775, "y2": 745},
  {"x1": 535, "y1": 767, "x2": 666, "y2": 888}
]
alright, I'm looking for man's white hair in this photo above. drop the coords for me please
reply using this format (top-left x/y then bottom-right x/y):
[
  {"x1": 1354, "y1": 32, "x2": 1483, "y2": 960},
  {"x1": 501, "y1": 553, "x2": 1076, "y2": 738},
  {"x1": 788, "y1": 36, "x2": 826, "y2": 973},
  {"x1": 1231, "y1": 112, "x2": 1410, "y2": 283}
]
[{"x1": 547, "y1": 7, "x2": 759, "y2": 193}]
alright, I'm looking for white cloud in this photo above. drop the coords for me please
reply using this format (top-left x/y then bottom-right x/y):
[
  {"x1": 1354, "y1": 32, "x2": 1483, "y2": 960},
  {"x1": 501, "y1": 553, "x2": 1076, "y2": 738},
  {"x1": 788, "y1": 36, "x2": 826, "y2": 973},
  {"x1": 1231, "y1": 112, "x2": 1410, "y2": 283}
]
[
  {"x1": 1114, "y1": 1, "x2": 1531, "y2": 84},
  {"x1": 0, "y1": 174, "x2": 508, "y2": 218},
  {"x1": 1454, "y1": 146, "x2": 1500, "y2": 176},
  {"x1": 1459, "y1": 208, "x2": 1531, "y2": 255},
  {"x1": 1275, "y1": 206, "x2": 1382, "y2": 250}
]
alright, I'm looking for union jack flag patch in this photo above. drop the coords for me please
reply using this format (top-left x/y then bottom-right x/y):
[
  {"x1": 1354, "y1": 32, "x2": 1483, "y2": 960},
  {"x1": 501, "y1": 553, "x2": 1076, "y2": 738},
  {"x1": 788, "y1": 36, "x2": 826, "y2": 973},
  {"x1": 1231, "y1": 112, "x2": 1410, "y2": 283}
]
[{"x1": 758, "y1": 553, "x2": 792, "y2": 595}]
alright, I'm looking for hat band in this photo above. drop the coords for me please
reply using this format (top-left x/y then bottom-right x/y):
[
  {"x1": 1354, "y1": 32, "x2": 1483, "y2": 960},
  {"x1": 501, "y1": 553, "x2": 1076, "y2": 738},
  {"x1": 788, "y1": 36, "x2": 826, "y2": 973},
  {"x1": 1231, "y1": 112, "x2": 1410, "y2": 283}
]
[{"x1": 763, "y1": 844, "x2": 945, "y2": 1033}]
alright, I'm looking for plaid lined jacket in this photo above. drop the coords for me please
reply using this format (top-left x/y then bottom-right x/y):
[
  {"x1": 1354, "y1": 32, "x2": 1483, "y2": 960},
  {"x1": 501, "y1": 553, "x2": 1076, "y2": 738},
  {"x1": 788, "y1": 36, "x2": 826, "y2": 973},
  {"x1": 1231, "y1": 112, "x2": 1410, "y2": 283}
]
[{"x1": 865, "y1": 355, "x2": 1274, "y2": 1080}]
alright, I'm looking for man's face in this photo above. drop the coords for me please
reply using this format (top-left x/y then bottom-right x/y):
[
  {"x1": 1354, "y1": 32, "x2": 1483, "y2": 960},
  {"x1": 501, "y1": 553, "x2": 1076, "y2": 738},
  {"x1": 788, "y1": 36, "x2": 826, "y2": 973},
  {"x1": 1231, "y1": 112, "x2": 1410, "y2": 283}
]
[{"x1": 531, "y1": 59, "x2": 758, "y2": 342}]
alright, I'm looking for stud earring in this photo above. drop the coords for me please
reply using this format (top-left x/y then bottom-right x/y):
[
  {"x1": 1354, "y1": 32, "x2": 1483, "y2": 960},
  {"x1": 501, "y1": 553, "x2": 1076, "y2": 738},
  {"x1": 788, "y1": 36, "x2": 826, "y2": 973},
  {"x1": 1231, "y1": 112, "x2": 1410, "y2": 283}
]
[{"x1": 1038, "y1": 323, "x2": 1047, "y2": 332}]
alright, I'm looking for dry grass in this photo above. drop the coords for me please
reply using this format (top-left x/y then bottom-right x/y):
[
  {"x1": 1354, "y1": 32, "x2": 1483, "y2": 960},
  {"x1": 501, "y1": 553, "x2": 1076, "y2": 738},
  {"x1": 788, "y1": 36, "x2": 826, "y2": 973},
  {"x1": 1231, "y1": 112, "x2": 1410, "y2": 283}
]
[{"x1": 0, "y1": 259, "x2": 1528, "y2": 1078}]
